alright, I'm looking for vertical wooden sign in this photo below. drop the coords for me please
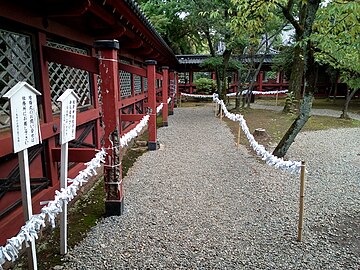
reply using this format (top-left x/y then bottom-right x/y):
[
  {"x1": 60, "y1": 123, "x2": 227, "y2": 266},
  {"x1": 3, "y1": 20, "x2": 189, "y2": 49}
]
[
  {"x1": 57, "y1": 89, "x2": 78, "y2": 255},
  {"x1": 4, "y1": 81, "x2": 42, "y2": 270}
]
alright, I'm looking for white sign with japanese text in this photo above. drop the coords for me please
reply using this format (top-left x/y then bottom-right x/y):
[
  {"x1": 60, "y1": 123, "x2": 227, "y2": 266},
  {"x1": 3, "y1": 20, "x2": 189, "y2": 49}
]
[
  {"x1": 57, "y1": 89, "x2": 78, "y2": 144},
  {"x1": 4, "y1": 82, "x2": 42, "y2": 153}
]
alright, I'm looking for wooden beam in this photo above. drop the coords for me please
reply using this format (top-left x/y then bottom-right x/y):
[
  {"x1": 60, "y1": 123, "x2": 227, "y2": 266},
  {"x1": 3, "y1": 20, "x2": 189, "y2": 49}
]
[
  {"x1": 94, "y1": 25, "x2": 127, "y2": 39},
  {"x1": 43, "y1": 46, "x2": 99, "y2": 74},
  {"x1": 122, "y1": 39, "x2": 144, "y2": 50},
  {"x1": 38, "y1": 0, "x2": 91, "y2": 17},
  {"x1": 120, "y1": 114, "x2": 145, "y2": 121},
  {"x1": 51, "y1": 148, "x2": 98, "y2": 162},
  {"x1": 120, "y1": 63, "x2": 146, "y2": 77}
]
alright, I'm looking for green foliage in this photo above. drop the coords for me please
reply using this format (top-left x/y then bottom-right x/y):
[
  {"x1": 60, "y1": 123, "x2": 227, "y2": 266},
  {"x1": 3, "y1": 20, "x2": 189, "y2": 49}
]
[
  {"x1": 271, "y1": 46, "x2": 294, "y2": 78},
  {"x1": 139, "y1": 0, "x2": 202, "y2": 54},
  {"x1": 193, "y1": 77, "x2": 216, "y2": 93},
  {"x1": 200, "y1": 56, "x2": 241, "y2": 70},
  {"x1": 312, "y1": 0, "x2": 360, "y2": 89}
]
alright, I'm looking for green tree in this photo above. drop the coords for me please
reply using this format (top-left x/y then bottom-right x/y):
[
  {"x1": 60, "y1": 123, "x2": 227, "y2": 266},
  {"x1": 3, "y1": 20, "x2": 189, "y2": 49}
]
[
  {"x1": 312, "y1": 0, "x2": 360, "y2": 118},
  {"x1": 139, "y1": 0, "x2": 201, "y2": 54}
]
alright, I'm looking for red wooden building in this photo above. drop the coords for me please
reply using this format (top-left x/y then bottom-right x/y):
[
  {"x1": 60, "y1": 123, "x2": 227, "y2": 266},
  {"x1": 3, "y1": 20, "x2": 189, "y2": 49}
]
[
  {"x1": 176, "y1": 54, "x2": 344, "y2": 96},
  {"x1": 0, "y1": 0, "x2": 178, "y2": 244}
]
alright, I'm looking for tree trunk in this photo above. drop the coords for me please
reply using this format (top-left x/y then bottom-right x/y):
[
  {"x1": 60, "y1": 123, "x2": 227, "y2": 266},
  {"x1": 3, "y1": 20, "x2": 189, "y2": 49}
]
[
  {"x1": 220, "y1": 49, "x2": 233, "y2": 100},
  {"x1": 284, "y1": 45, "x2": 304, "y2": 113},
  {"x1": 283, "y1": 3, "x2": 306, "y2": 113},
  {"x1": 273, "y1": 0, "x2": 320, "y2": 158},
  {"x1": 340, "y1": 88, "x2": 358, "y2": 119},
  {"x1": 273, "y1": 93, "x2": 313, "y2": 157}
]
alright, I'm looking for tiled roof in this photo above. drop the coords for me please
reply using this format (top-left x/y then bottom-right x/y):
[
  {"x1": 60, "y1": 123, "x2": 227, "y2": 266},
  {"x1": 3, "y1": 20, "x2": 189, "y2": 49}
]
[{"x1": 176, "y1": 54, "x2": 275, "y2": 65}]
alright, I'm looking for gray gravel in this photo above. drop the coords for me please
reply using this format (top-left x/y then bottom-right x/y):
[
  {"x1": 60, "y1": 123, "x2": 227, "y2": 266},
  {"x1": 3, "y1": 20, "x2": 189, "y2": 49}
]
[{"x1": 62, "y1": 105, "x2": 360, "y2": 269}]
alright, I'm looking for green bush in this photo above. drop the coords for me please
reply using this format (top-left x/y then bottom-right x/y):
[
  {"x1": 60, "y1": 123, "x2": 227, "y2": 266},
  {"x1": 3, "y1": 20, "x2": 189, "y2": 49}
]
[{"x1": 193, "y1": 78, "x2": 216, "y2": 94}]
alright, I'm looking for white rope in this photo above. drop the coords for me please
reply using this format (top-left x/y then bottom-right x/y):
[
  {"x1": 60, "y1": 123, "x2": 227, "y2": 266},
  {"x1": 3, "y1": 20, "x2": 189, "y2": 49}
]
[
  {"x1": 0, "y1": 101, "x2": 167, "y2": 268},
  {"x1": 226, "y1": 89, "x2": 288, "y2": 96},
  {"x1": 181, "y1": 93, "x2": 213, "y2": 98},
  {"x1": 180, "y1": 90, "x2": 288, "y2": 98},
  {"x1": 0, "y1": 149, "x2": 107, "y2": 268},
  {"x1": 212, "y1": 94, "x2": 301, "y2": 174}
]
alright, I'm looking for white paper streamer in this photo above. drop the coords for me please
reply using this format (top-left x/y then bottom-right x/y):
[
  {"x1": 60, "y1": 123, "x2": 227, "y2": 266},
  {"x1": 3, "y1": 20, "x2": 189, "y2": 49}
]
[
  {"x1": 0, "y1": 149, "x2": 107, "y2": 268},
  {"x1": 226, "y1": 89, "x2": 288, "y2": 96},
  {"x1": 0, "y1": 100, "x2": 168, "y2": 268},
  {"x1": 180, "y1": 93, "x2": 214, "y2": 98},
  {"x1": 156, "y1": 103, "x2": 164, "y2": 114},
  {"x1": 119, "y1": 102, "x2": 165, "y2": 148},
  {"x1": 212, "y1": 94, "x2": 301, "y2": 174},
  {"x1": 180, "y1": 90, "x2": 288, "y2": 98}
]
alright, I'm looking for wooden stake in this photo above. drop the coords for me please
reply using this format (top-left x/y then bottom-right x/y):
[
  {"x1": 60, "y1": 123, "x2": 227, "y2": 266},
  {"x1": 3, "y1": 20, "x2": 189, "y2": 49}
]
[
  {"x1": 220, "y1": 106, "x2": 223, "y2": 120},
  {"x1": 297, "y1": 161, "x2": 306, "y2": 242},
  {"x1": 275, "y1": 90, "x2": 279, "y2": 106},
  {"x1": 214, "y1": 103, "x2": 217, "y2": 117},
  {"x1": 19, "y1": 149, "x2": 38, "y2": 270},
  {"x1": 179, "y1": 95, "x2": 182, "y2": 107},
  {"x1": 60, "y1": 142, "x2": 68, "y2": 255},
  {"x1": 237, "y1": 125, "x2": 241, "y2": 148}
]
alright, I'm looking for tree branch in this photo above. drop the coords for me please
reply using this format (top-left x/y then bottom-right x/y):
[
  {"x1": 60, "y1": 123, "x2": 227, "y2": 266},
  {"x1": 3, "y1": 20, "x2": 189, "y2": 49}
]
[{"x1": 276, "y1": 1, "x2": 304, "y2": 35}]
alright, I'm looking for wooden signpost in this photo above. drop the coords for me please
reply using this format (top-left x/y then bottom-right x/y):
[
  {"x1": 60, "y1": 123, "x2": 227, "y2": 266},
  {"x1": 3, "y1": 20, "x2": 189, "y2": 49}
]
[
  {"x1": 57, "y1": 89, "x2": 78, "y2": 255},
  {"x1": 4, "y1": 81, "x2": 42, "y2": 270}
]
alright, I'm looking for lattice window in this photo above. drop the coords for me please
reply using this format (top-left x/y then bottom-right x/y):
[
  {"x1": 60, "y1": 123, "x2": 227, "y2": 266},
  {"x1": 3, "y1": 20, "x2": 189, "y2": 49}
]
[
  {"x1": 0, "y1": 29, "x2": 36, "y2": 129},
  {"x1": 178, "y1": 72, "x2": 189, "y2": 84},
  {"x1": 119, "y1": 60, "x2": 132, "y2": 98},
  {"x1": 47, "y1": 41, "x2": 91, "y2": 113},
  {"x1": 143, "y1": 77, "x2": 148, "y2": 92},
  {"x1": 134, "y1": 75, "x2": 142, "y2": 94},
  {"x1": 119, "y1": 70, "x2": 132, "y2": 98}
]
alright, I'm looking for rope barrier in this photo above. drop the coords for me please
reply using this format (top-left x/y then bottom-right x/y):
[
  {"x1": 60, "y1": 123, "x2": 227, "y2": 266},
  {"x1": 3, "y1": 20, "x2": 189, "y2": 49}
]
[
  {"x1": 212, "y1": 93, "x2": 301, "y2": 174},
  {"x1": 180, "y1": 90, "x2": 288, "y2": 98},
  {"x1": 0, "y1": 101, "x2": 168, "y2": 268},
  {"x1": 0, "y1": 149, "x2": 106, "y2": 268}
]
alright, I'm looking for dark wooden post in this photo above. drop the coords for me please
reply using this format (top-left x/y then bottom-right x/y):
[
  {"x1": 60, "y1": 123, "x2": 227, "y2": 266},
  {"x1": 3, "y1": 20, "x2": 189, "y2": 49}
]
[
  {"x1": 162, "y1": 66, "x2": 169, "y2": 126},
  {"x1": 189, "y1": 69, "x2": 193, "y2": 94},
  {"x1": 169, "y1": 70, "x2": 175, "y2": 115},
  {"x1": 146, "y1": 60, "x2": 158, "y2": 151},
  {"x1": 94, "y1": 40, "x2": 124, "y2": 216},
  {"x1": 259, "y1": 71, "x2": 264, "y2": 92}
]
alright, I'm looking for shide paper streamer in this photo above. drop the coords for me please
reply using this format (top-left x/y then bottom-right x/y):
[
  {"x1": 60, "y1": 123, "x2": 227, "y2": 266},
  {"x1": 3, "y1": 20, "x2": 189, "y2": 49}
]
[
  {"x1": 0, "y1": 149, "x2": 106, "y2": 268},
  {"x1": 181, "y1": 90, "x2": 288, "y2": 98},
  {"x1": 0, "y1": 102, "x2": 167, "y2": 268},
  {"x1": 226, "y1": 89, "x2": 288, "y2": 96},
  {"x1": 213, "y1": 93, "x2": 301, "y2": 175}
]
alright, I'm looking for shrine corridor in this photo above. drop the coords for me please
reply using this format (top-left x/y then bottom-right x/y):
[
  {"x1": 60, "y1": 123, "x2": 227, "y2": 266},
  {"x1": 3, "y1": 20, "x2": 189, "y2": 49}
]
[{"x1": 62, "y1": 104, "x2": 360, "y2": 269}]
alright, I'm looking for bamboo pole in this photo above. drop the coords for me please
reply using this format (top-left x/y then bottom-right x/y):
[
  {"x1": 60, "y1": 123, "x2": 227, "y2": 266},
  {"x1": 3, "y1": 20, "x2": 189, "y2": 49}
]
[
  {"x1": 297, "y1": 161, "x2": 306, "y2": 242},
  {"x1": 275, "y1": 90, "x2": 279, "y2": 106},
  {"x1": 237, "y1": 125, "x2": 241, "y2": 148}
]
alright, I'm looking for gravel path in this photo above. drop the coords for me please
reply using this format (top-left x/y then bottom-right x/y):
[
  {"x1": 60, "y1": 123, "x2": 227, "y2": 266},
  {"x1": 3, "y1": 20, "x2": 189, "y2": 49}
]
[
  {"x1": 62, "y1": 105, "x2": 360, "y2": 269},
  {"x1": 251, "y1": 103, "x2": 360, "y2": 120}
]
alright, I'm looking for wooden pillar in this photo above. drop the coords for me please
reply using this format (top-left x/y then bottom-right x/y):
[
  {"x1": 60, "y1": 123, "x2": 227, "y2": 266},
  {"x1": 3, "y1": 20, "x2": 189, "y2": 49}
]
[
  {"x1": 162, "y1": 66, "x2": 169, "y2": 126},
  {"x1": 94, "y1": 40, "x2": 124, "y2": 216},
  {"x1": 259, "y1": 71, "x2": 264, "y2": 92},
  {"x1": 146, "y1": 60, "x2": 158, "y2": 151},
  {"x1": 189, "y1": 69, "x2": 193, "y2": 94},
  {"x1": 91, "y1": 47, "x2": 102, "y2": 148},
  {"x1": 211, "y1": 71, "x2": 216, "y2": 80},
  {"x1": 169, "y1": 71, "x2": 175, "y2": 115}
]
